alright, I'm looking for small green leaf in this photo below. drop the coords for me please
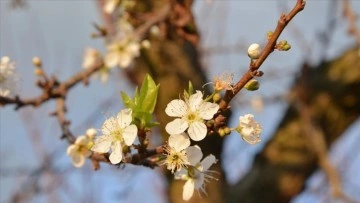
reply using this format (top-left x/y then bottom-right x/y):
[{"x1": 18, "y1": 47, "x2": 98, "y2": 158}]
[
  {"x1": 188, "y1": 81, "x2": 194, "y2": 95},
  {"x1": 138, "y1": 74, "x2": 159, "y2": 113},
  {"x1": 121, "y1": 91, "x2": 134, "y2": 108}
]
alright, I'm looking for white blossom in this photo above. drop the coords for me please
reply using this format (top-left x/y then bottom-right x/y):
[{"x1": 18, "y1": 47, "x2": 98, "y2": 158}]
[
  {"x1": 104, "y1": 37, "x2": 140, "y2": 69},
  {"x1": 247, "y1": 43, "x2": 261, "y2": 59},
  {"x1": 82, "y1": 48, "x2": 109, "y2": 83},
  {"x1": 213, "y1": 73, "x2": 234, "y2": 91},
  {"x1": 0, "y1": 56, "x2": 18, "y2": 97},
  {"x1": 91, "y1": 109, "x2": 138, "y2": 164},
  {"x1": 164, "y1": 133, "x2": 190, "y2": 173},
  {"x1": 103, "y1": 0, "x2": 120, "y2": 14},
  {"x1": 237, "y1": 114, "x2": 262, "y2": 144},
  {"x1": 175, "y1": 145, "x2": 217, "y2": 201},
  {"x1": 165, "y1": 91, "x2": 219, "y2": 141},
  {"x1": 67, "y1": 131, "x2": 96, "y2": 168}
]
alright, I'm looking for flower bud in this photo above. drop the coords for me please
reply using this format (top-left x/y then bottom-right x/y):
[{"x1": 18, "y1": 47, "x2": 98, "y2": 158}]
[
  {"x1": 86, "y1": 128, "x2": 97, "y2": 139},
  {"x1": 244, "y1": 79, "x2": 260, "y2": 91},
  {"x1": 218, "y1": 128, "x2": 226, "y2": 137},
  {"x1": 224, "y1": 127, "x2": 231, "y2": 135},
  {"x1": 34, "y1": 67, "x2": 44, "y2": 76},
  {"x1": 32, "y1": 57, "x2": 42, "y2": 67},
  {"x1": 247, "y1": 43, "x2": 261, "y2": 59},
  {"x1": 282, "y1": 44, "x2": 291, "y2": 51},
  {"x1": 213, "y1": 93, "x2": 221, "y2": 102},
  {"x1": 267, "y1": 31, "x2": 274, "y2": 40},
  {"x1": 141, "y1": 40, "x2": 151, "y2": 49}
]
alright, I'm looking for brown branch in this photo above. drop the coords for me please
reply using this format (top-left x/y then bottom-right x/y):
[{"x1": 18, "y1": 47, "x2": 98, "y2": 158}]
[
  {"x1": 218, "y1": 0, "x2": 306, "y2": 110},
  {"x1": 0, "y1": 63, "x2": 102, "y2": 110},
  {"x1": 90, "y1": 145, "x2": 164, "y2": 170}
]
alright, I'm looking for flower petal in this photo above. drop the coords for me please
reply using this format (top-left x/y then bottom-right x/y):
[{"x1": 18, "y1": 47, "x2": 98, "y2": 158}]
[
  {"x1": 109, "y1": 141, "x2": 123, "y2": 164},
  {"x1": 67, "y1": 145, "x2": 78, "y2": 156},
  {"x1": 104, "y1": 51, "x2": 119, "y2": 68},
  {"x1": 188, "y1": 121, "x2": 207, "y2": 141},
  {"x1": 186, "y1": 145, "x2": 203, "y2": 166},
  {"x1": 165, "y1": 119, "x2": 188, "y2": 135},
  {"x1": 75, "y1": 135, "x2": 88, "y2": 145},
  {"x1": 71, "y1": 154, "x2": 85, "y2": 168},
  {"x1": 241, "y1": 134, "x2": 261, "y2": 145},
  {"x1": 118, "y1": 52, "x2": 133, "y2": 68},
  {"x1": 91, "y1": 135, "x2": 112, "y2": 153},
  {"x1": 123, "y1": 124, "x2": 138, "y2": 146},
  {"x1": 101, "y1": 117, "x2": 118, "y2": 135},
  {"x1": 194, "y1": 172, "x2": 205, "y2": 190},
  {"x1": 201, "y1": 154, "x2": 216, "y2": 171},
  {"x1": 168, "y1": 133, "x2": 190, "y2": 151},
  {"x1": 189, "y1": 91, "x2": 203, "y2": 112},
  {"x1": 183, "y1": 179, "x2": 195, "y2": 201},
  {"x1": 198, "y1": 102, "x2": 219, "y2": 120},
  {"x1": 165, "y1": 99, "x2": 187, "y2": 117},
  {"x1": 117, "y1": 108, "x2": 133, "y2": 128}
]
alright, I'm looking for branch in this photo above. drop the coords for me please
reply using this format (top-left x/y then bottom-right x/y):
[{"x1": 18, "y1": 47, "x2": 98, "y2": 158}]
[{"x1": 218, "y1": 0, "x2": 306, "y2": 110}]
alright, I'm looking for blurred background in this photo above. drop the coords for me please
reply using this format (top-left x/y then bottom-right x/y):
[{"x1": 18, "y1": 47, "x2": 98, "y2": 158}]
[{"x1": 1, "y1": 0, "x2": 360, "y2": 202}]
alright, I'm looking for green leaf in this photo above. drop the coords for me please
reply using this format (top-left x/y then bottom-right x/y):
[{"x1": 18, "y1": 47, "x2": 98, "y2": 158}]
[
  {"x1": 138, "y1": 74, "x2": 159, "y2": 113},
  {"x1": 188, "y1": 81, "x2": 194, "y2": 95},
  {"x1": 120, "y1": 91, "x2": 134, "y2": 108}
]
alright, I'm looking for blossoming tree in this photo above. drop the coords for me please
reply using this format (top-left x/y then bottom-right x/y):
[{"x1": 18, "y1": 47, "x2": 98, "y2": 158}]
[{"x1": 1, "y1": 0, "x2": 360, "y2": 202}]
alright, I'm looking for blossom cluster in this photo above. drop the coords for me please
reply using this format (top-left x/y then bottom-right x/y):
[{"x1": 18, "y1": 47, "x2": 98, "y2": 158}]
[
  {"x1": 163, "y1": 90, "x2": 218, "y2": 200},
  {"x1": 0, "y1": 56, "x2": 18, "y2": 97}
]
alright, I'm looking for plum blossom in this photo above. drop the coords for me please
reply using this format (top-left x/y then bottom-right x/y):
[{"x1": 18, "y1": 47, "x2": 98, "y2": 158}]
[
  {"x1": 164, "y1": 133, "x2": 190, "y2": 173},
  {"x1": 104, "y1": 37, "x2": 140, "y2": 69},
  {"x1": 67, "y1": 129, "x2": 97, "y2": 168},
  {"x1": 91, "y1": 109, "x2": 138, "y2": 164},
  {"x1": 0, "y1": 56, "x2": 18, "y2": 97},
  {"x1": 175, "y1": 146, "x2": 217, "y2": 201},
  {"x1": 237, "y1": 114, "x2": 262, "y2": 144},
  {"x1": 82, "y1": 48, "x2": 109, "y2": 83},
  {"x1": 165, "y1": 91, "x2": 219, "y2": 141},
  {"x1": 213, "y1": 73, "x2": 234, "y2": 91}
]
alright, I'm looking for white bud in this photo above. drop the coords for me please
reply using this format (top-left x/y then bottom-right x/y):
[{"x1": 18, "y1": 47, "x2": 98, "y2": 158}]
[
  {"x1": 247, "y1": 43, "x2": 261, "y2": 59},
  {"x1": 86, "y1": 128, "x2": 97, "y2": 139},
  {"x1": 141, "y1": 40, "x2": 151, "y2": 49}
]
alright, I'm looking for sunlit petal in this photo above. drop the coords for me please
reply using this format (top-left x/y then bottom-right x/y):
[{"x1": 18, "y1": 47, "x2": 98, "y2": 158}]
[
  {"x1": 198, "y1": 102, "x2": 219, "y2": 120},
  {"x1": 101, "y1": 117, "x2": 118, "y2": 135},
  {"x1": 189, "y1": 91, "x2": 203, "y2": 112},
  {"x1": 165, "y1": 99, "x2": 187, "y2": 117},
  {"x1": 183, "y1": 179, "x2": 195, "y2": 201},
  {"x1": 91, "y1": 135, "x2": 112, "y2": 153},
  {"x1": 188, "y1": 121, "x2": 207, "y2": 141},
  {"x1": 165, "y1": 119, "x2": 188, "y2": 135},
  {"x1": 117, "y1": 108, "x2": 133, "y2": 128},
  {"x1": 201, "y1": 154, "x2": 216, "y2": 171},
  {"x1": 109, "y1": 141, "x2": 123, "y2": 164},
  {"x1": 123, "y1": 124, "x2": 138, "y2": 146},
  {"x1": 168, "y1": 133, "x2": 190, "y2": 151}
]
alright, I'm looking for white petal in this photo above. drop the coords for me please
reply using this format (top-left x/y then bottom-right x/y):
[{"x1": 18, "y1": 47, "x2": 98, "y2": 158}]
[
  {"x1": 165, "y1": 99, "x2": 188, "y2": 117},
  {"x1": 117, "y1": 108, "x2": 133, "y2": 128},
  {"x1": 188, "y1": 122, "x2": 207, "y2": 141},
  {"x1": 241, "y1": 134, "x2": 261, "y2": 145},
  {"x1": 75, "y1": 135, "x2": 88, "y2": 145},
  {"x1": 165, "y1": 119, "x2": 189, "y2": 135},
  {"x1": 103, "y1": 0, "x2": 117, "y2": 14},
  {"x1": 118, "y1": 52, "x2": 132, "y2": 68},
  {"x1": 109, "y1": 141, "x2": 123, "y2": 164},
  {"x1": 104, "y1": 52, "x2": 119, "y2": 68},
  {"x1": 123, "y1": 124, "x2": 138, "y2": 146},
  {"x1": 183, "y1": 179, "x2": 195, "y2": 201},
  {"x1": 198, "y1": 102, "x2": 219, "y2": 120},
  {"x1": 186, "y1": 146, "x2": 203, "y2": 166},
  {"x1": 189, "y1": 91, "x2": 203, "y2": 112},
  {"x1": 194, "y1": 172, "x2": 205, "y2": 189},
  {"x1": 127, "y1": 42, "x2": 140, "y2": 56},
  {"x1": 71, "y1": 154, "x2": 85, "y2": 168},
  {"x1": 201, "y1": 154, "x2": 216, "y2": 171},
  {"x1": 168, "y1": 133, "x2": 190, "y2": 151},
  {"x1": 86, "y1": 128, "x2": 97, "y2": 139},
  {"x1": 91, "y1": 135, "x2": 112, "y2": 153},
  {"x1": 67, "y1": 145, "x2": 78, "y2": 156},
  {"x1": 101, "y1": 117, "x2": 118, "y2": 135}
]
